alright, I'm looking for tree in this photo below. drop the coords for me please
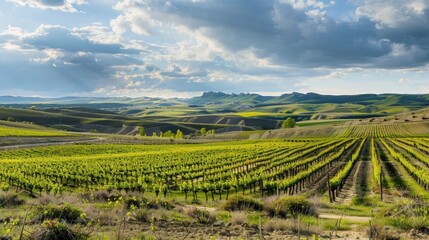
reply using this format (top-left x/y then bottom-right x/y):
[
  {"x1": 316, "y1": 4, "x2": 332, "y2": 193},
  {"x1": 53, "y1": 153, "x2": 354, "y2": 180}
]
[
  {"x1": 138, "y1": 126, "x2": 146, "y2": 136},
  {"x1": 6, "y1": 117, "x2": 14, "y2": 122},
  {"x1": 200, "y1": 128, "x2": 207, "y2": 136},
  {"x1": 282, "y1": 117, "x2": 296, "y2": 128},
  {"x1": 152, "y1": 132, "x2": 157, "y2": 137},
  {"x1": 176, "y1": 129, "x2": 184, "y2": 139},
  {"x1": 163, "y1": 130, "x2": 173, "y2": 138}
]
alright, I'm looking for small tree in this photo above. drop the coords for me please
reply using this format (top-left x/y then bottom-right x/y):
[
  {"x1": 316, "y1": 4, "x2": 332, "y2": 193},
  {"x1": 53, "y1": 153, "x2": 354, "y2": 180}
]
[
  {"x1": 176, "y1": 129, "x2": 184, "y2": 139},
  {"x1": 138, "y1": 126, "x2": 146, "y2": 136},
  {"x1": 282, "y1": 117, "x2": 296, "y2": 128},
  {"x1": 6, "y1": 117, "x2": 14, "y2": 122},
  {"x1": 200, "y1": 128, "x2": 207, "y2": 136},
  {"x1": 152, "y1": 132, "x2": 157, "y2": 137},
  {"x1": 164, "y1": 130, "x2": 173, "y2": 138}
]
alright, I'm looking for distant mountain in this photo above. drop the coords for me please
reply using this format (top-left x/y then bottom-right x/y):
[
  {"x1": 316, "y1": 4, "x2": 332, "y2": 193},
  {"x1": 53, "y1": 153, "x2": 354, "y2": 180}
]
[
  {"x1": 186, "y1": 92, "x2": 429, "y2": 107},
  {"x1": 187, "y1": 92, "x2": 273, "y2": 105},
  {"x1": 0, "y1": 96, "x2": 184, "y2": 107},
  {"x1": 2, "y1": 92, "x2": 429, "y2": 109}
]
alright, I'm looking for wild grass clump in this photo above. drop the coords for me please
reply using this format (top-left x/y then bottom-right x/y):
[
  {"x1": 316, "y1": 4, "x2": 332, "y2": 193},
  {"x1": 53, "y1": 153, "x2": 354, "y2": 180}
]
[
  {"x1": 30, "y1": 220, "x2": 88, "y2": 240},
  {"x1": 31, "y1": 204, "x2": 85, "y2": 224},
  {"x1": 130, "y1": 209, "x2": 150, "y2": 223},
  {"x1": 0, "y1": 192, "x2": 24, "y2": 207},
  {"x1": 222, "y1": 194, "x2": 263, "y2": 211},
  {"x1": 124, "y1": 196, "x2": 141, "y2": 209},
  {"x1": 375, "y1": 201, "x2": 429, "y2": 230},
  {"x1": 263, "y1": 217, "x2": 321, "y2": 235},
  {"x1": 186, "y1": 208, "x2": 215, "y2": 224},
  {"x1": 141, "y1": 197, "x2": 175, "y2": 210},
  {"x1": 230, "y1": 212, "x2": 247, "y2": 225},
  {"x1": 265, "y1": 196, "x2": 315, "y2": 218}
]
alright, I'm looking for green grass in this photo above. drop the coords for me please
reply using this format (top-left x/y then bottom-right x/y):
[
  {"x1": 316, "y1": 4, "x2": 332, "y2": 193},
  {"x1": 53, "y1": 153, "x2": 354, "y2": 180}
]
[
  {"x1": 0, "y1": 125, "x2": 71, "y2": 137},
  {"x1": 320, "y1": 204, "x2": 373, "y2": 217}
]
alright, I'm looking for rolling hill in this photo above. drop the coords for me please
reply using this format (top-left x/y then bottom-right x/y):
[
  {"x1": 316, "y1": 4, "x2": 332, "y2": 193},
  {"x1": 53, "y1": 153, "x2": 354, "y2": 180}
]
[{"x1": 1, "y1": 92, "x2": 429, "y2": 136}]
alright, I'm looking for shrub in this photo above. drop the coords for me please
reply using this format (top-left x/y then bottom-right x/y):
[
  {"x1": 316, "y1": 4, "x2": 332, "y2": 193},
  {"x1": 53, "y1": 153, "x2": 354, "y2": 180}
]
[
  {"x1": 265, "y1": 196, "x2": 315, "y2": 218},
  {"x1": 186, "y1": 208, "x2": 215, "y2": 224},
  {"x1": 131, "y1": 209, "x2": 150, "y2": 223},
  {"x1": 30, "y1": 220, "x2": 88, "y2": 240},
  {"x1": 141, "y1": 197, "x2": 175, "y2": 210},
  {"x1": 31, "y1": 204, "x2": 85, "y2": 223},
  {"x1": 0, "y1": 192, "x2": 24, "y2": 207},
  {"x1": 125, "y1": 196, "x2": 141, "y2": 209},
  {"x1": 0, "y1": 183, "x2": 9, "y2": 192},
  {"x1": 222, "y1": 195, "x2": 263, "y2": 211}
]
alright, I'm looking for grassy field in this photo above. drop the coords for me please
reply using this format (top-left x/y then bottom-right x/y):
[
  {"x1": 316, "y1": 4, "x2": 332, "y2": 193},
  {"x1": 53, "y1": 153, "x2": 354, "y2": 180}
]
[{"x1": 0, "y1": 121, "x2": 72, "y2": 137}]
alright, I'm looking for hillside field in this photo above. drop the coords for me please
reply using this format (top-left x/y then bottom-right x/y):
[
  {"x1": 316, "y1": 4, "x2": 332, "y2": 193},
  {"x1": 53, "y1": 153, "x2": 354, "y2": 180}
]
[{"x1": 1, "y1": 120, "x2": 429, "y2": 239}]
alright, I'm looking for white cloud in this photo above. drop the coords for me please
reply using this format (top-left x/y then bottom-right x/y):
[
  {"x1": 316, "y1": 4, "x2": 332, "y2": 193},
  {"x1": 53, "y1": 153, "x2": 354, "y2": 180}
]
[
  {"x1": 356, "y1": 0, "x2": 428, "y2": 27},
  {"x1": 6, "y1": 0, "x2": 87, "y2": 13},
  {"x1": 398, "y1": 78, "x2": 410, "y2": 83}
]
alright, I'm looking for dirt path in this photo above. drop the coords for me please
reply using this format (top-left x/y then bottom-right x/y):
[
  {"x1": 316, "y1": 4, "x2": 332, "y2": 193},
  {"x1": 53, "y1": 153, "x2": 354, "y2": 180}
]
[
  {"x1": 318, "y1": 213, "x2": 371, "y2": 222},
  {"x1": 0, "y1": 137, "x2": 103, "y2": 151},
  {"x1": 335, "y1": 139, "x2": 370, "y2": 204},
  {"x1": 376, "y1": 140, "x2": 410, "y2": 200}
]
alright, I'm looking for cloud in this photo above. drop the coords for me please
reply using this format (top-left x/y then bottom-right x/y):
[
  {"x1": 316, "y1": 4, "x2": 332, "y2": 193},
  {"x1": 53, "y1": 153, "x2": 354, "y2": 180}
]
[
  {"x1": 398, "y1": 78, "x2": 411, "y2": 83},
  {"x1": 1, "y1": 0, "x2": 429, "y2": 97},
  {"x1": 111, "y1": 0, "x2": 429, "y2": 69},
  {"x1": 0, "y1": 24, "x2": 144, "y2": 94},
  {"x1": 6, "y1": 0, "x2": 87, "y2": 12},
  {"x1": 21, "y1": 25, "x2": 140, "y2": 54}
]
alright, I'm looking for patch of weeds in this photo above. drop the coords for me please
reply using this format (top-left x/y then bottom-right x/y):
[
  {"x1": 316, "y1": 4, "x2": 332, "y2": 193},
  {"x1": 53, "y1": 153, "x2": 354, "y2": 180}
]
[
  {"x1": 266, "y1": 196, "x2": 315, "y2": 218},
  {"x1": 222, "y1": 194, "x2": 263, "y2": 211},
  {"x1": 186, "y1": 208, "x2": 215, "y2": 224},
  {"x1": 30, "y1": 220, "x2": 88, "y2": 240},
  {"x1": 0, "y1": 192, "x2": 24, "y2": 207},
  {"x1": 31, "y1": 204, "x2": 86, "y2": 224}
]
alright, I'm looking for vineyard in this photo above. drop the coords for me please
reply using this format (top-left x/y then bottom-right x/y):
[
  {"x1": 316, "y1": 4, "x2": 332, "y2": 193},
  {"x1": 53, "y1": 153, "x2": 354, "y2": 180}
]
[
  {"x1": 1, "y1": 133, "x2": 429, "y2": 203},
  {"x1": 339, "y1": 122, "x2": 429, "y2": 138}
]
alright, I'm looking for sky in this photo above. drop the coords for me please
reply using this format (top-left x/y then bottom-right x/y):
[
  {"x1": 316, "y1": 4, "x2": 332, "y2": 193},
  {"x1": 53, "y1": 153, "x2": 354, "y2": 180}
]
[{"x1": 0, "y1": 0, "x2": 429, "y2": 98}]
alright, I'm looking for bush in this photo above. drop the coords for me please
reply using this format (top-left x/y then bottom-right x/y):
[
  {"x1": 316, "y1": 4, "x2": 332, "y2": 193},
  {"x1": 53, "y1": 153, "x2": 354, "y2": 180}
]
[
  {"x1": 222, "y1": 195, "x2": 264, "y2": 211},
  {"x1": 0, "y1": 192, "x2": 25, "y2": 207},
  {"x1": 265, "y1": 196, "x2": 315, "y2": 218},
  {"x1": 142, "y1": 197, "x2": 175, "y2": 210},
  {"x1": 0, "y1": 183, "x2": 9, "y2": 192},
  {"x1": 131, "y1": 209, "x2": 150, "y2": 223},
  {"x1": 31, "y1": 204, "x2": 85, "y2": 223},
  {"x1": 125, "y1": 196, "x2": 141, "y2": 209},
  {"x1": 186, "y1": 208, "x2": 215, "y2": 224},
  {"x1": 30, "y1": 220, "x2": 88, "y2": 240}
]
